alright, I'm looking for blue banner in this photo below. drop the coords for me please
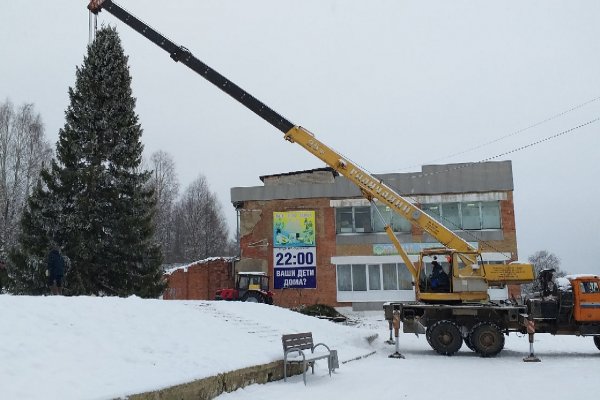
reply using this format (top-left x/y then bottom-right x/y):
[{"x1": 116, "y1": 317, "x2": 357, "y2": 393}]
[{"x1": 274, "y1": 267, "x2": 317, "y2": 289}]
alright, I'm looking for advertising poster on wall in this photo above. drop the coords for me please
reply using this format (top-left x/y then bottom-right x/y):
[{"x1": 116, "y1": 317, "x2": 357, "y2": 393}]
[
  {"x1": 273, "y1": 211, "x2": 316, "y2": 289},
  {"x1": 273, "y1": 210, "x2": 315, "y2": 247}
]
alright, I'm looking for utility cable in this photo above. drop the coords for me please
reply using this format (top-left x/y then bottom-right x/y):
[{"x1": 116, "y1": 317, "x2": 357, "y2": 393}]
[
  {"x1": 478, "y1": 117, "x2": 599, "y2": 163},
  {"x1": 341, "y1": 117, "x2": 598, "y2": 260},
  {"x1": 393, "y1": 95, "x2": 600, "y2": 172},
  {"x1": 398, "y1": 117, "x2": 599, "y2": 259},
  {"x1": 402, "y1": 116, "x2": 599, "y2": 181}
]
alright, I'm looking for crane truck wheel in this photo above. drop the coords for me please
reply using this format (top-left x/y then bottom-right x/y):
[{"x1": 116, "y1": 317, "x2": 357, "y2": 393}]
[
  {"x1": 428, "y1": 320, "x2": 463, "y2": 356},
  {"x1": 425, "y1": 327, "x2": 434, "y2": 349},
  {"x1": 242, "y1": 292, "x2": 264, "y2": 303},
  {"x1": 425, "y1": 324, "x2": 449, "y2": 350},
  {"x1": 594, "y1": 336, "x2": 600, "y2": 351},
  {"x1": 469, "y1": 323, "x2": 505, "y2": 357}
]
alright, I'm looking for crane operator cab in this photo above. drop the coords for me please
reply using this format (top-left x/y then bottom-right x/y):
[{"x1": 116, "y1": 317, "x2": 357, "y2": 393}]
[
  {"x1": 416, "y1": 248, "x2": 493, "y2": 302},
  {"x1": 420, "y1": 254, "x2": 452, "y2": 293}
]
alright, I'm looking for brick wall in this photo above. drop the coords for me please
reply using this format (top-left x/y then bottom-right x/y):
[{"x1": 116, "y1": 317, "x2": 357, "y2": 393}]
[
  {"x1": 238, "y1": 191, "x2": 525, "y2": 307},
  {"x1": 239, "y1": 198, "x2": 344, "y2": 308},
  {"x1": 163, "y1": 258, "x2": 234, "y2": 300}
]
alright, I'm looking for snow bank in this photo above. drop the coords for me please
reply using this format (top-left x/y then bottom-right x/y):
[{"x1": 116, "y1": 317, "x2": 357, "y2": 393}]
[{"x1": 0, "y1": 295, "x2": 376, "y2": 399}]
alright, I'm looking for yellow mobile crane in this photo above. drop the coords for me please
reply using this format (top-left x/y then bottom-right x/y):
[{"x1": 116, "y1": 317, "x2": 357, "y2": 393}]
[{"x1": 87, "y1": 0, "x2": 535, "y2": 356}]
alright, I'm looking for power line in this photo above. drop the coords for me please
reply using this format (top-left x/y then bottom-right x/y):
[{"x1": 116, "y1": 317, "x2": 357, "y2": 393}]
[
  {"x1": 331, "y1": 115, "x2": 598, "y2": 186},
  {"x1": 399, "y1": 117, "x2": 599, "y2": 259},
  {"x1": 391, "y1": 116, "x2": 599, "y2": 181},
  {"x1": 393, "y1": 95, "x2": 600, "y2": 172},
  {"x1": 479, "y1": 117, "x2": 599, "y2": 163},
  {"x1": 325, "y1": 114, "x2": 598, "y2": 259}
]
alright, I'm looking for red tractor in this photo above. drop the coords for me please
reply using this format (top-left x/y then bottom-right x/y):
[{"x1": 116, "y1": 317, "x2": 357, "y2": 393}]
[{"x1": 215, "y1": 272, "x2": 274, "y2": 304}]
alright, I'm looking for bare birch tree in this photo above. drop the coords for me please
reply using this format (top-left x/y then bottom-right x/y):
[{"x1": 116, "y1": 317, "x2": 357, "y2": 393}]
[
  {"x1": 522, "y1": 250, "x2": 565, "y2": 295},
  {"x1": 147, "y1": 150, "x2": 179, "y2": 263},
  {"x1": 171, "y1": 174, "x2": 230, "y2": 262},
  {"x1": 0, "y1": 100, "x2": 52, "y2": 261}
]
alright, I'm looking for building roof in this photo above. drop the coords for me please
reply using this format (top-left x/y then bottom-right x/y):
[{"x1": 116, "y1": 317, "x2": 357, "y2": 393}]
[
  {"x1": 259, "y1": 167, "x2": 338, "y2": 182},
  {"x1": 164, "y1": 257, "x2": 238, "y2": 275},
  {"x1": 231, "y1": 161, "x2": 514, "y2": 203}
]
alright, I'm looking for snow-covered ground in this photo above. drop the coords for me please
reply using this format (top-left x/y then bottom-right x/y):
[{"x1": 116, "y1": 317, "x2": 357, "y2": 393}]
[
  {"x1": 1, "y1": 296, "x2": 599, "y2": 400},
  {"x1": 220, "y1": 310, "x2": 600, "y2": 400}
]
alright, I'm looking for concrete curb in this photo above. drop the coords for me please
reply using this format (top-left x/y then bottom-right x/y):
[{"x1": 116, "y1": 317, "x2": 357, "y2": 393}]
[
  {"x1": 123, "y1": 351, "x2": 376, "y2": 400},
  {"x1": 123, "y1": 359, "x2": 308, "y2": 400}
]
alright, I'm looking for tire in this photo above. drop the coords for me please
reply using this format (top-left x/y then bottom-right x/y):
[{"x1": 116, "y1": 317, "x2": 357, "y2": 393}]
[
  {"x1": 469, "y1": 323, "x2": 505, "y2": 357},
  {"x1": 594, "y1": 336, "x2": 600, "y2": 351},
  {"x1": 428, "y1": 320, "x2": 463, "y2": 356},
  {"x1": 425, "y1": 326, "x2": 435, "y2": 350},
  {"x1": 242, "y1": 292, "x2": 264, "y2": 303}
]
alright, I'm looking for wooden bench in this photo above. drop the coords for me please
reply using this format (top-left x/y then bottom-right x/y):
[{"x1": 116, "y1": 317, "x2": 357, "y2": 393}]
[{"x1": 282, "y1": 332, "x2": 332, "y2": 385}]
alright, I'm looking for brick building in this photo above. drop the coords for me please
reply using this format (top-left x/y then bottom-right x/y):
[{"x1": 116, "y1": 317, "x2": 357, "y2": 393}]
[
  {"x1": 231, "y1": 161, "x2": 524, "y2": 309},
  {"x1": 163, "y1": 258, "x2": 235, "y2": 300}
]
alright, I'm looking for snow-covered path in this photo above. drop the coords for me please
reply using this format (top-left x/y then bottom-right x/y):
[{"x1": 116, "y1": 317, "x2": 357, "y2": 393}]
[{"x1": 218, "y1": 311, "x2": 600, "y2": 399}]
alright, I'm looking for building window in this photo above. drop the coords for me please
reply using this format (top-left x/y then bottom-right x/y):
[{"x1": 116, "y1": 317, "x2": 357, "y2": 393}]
[
  {"x1": 398, "y1": 264, "x2": 413, "y2": 289},
  {"x1": 384, "y1": 263, "x2": 413, "y2": 290},
  {"x1": 372, "y1": 205, "x2": 412, "y2": 233},
  {"x1": 337, "y1": 264, "x2": 352, "y2": 291},
  {"x1": 335, "y1": 206, "x2": 372, "y2": 233},
  {"x1": 337, "y1": 264, "x2": 368, "y2": 291},
  {"x1": 336, "y1": 207, "x2": 354, "y2": 233},
  {"x1": 368, "y1": 264, "x2": 381, "y2": 290},
  {"x1": 352, "y1": 264, "x2": 367, "y2": 291},
  {"x1": 462, "y1": 203, "x2": 480, "y2": 230},
  {"x1": 422, "y1": 204, "x2": 442, "y2": 223},
  {"x1": 338, "y1": 262, "x2": 412, "y2": 293},
  {"x1": 421, "y1": 201, "x2": 501, "y2": 231},
  {"x1": 354, "y1": 208, "x2": 372, "y2": 233},
  {"x1": 337, "y1": 201, "x2": 501, "y2": 234},
  {"x1": 442, "y1": 202, "x2": 461, "y2": 230},
  {"x1": 337, "y1": 205, "x2": 412, "y2": 234},
  {"x1": 382, "y1": 263, "x2": 398, "y2": 290},
  {"x1": 481, "y1": 201, "x2": 501, "y2": 229}
]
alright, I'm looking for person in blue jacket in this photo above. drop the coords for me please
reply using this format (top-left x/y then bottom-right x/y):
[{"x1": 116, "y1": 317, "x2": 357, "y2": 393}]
[
  {"x1": 430, "y1": 256, "x2": 450, "y2": 292},
  {"x1": 47, "y1": 247, "x2": 65, "y2": 295}
]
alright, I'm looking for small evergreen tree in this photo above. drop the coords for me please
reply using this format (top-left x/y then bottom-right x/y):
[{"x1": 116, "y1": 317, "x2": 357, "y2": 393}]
[
  {"x1": 8, "y1": 26, "x2": 164, "y2": 297},
  {"x1": 6, "y1": 179, "x2": 55, "y2": 294}
]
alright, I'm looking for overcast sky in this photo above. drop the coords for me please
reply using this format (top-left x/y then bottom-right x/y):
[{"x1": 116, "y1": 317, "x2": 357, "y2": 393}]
[{"x1": 2, "y1": 0, "x2": 599, "y2": 274}]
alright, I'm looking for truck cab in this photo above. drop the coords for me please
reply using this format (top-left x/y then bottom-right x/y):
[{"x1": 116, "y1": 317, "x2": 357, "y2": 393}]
[{"x1": 571, "y1": 276, "x2": 600, "y2": 322}]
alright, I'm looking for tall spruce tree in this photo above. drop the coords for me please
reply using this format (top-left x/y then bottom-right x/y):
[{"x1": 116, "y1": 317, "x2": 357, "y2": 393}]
[{"x1": 8, "y1": 26, "x2": 164, "y2": 297}]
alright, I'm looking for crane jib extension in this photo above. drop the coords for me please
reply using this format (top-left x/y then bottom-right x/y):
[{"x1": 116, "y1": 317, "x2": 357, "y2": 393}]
[
  {"x1": 88, "y1": 0, "x2": 294, "y2": 134},
  {"x1": 87, "y1": 0, "x2": 477, "y2": 269}
]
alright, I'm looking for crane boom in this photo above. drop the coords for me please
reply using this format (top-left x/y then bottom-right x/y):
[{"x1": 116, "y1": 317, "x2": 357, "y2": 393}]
[
  {"x1": 88, "y1": 0, "x2": 476, "y2": 270},
  {"x1": 88, "y1": 0, "x2": 534, "y2": 303},
  {"x1": 284, "y1": 126, "x2": 475, "y2": 254},
  {"x1": 88, "y1": 0, "x2": 294, "y2": 135}
]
